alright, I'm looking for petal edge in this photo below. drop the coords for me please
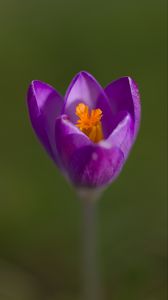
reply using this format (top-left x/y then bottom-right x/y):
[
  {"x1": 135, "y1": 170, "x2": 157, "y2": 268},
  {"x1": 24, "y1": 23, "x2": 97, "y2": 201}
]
[
  {"x1": 27, "y1": 80, "x2": 63, "y2": 164},
  {"x1": 105, "y1": 76, "x2": 141, "y2": 138}
]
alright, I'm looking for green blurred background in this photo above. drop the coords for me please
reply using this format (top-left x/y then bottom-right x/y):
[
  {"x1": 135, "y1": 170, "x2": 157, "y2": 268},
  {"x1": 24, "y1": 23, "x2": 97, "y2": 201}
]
[{"x1": 0, "y1": 0, "x2": 167, "y2": 299}]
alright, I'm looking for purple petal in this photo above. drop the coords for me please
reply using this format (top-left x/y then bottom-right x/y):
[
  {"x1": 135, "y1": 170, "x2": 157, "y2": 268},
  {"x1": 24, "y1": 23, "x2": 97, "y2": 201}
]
[
  {"x1": 55, "y1": 115, "x2": 91, "y2": 170},
  {"x1": 27, "y1": 80, "x2": 63, "y2": 164},
  {"x1": 63, "y1": 71, "x2": 114, "y2": 138},
  {"x1": 68, "y1": 145, "x2": 124, "y2": 188},
  {"x1": 102, "y1": 112, "x2": 134, "y2": 159},
  {"x1": 55, "y1": 116, "x2": 124, "y2": 188},
  {"x1": 105, "y1": 77, "x2": 141, "y2": 139}
]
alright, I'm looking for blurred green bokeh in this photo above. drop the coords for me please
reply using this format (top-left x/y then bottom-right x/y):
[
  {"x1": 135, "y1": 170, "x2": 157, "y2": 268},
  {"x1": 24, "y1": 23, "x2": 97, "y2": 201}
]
[{"x1": 0, "y1": 0, "x2": 167, "y2": 299}]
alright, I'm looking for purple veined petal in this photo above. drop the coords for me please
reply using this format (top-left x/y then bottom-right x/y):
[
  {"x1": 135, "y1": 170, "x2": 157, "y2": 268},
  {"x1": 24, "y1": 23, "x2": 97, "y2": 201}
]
[
  {"x1": 100, "y1": 112, "x2": 134, "y2": 159},
  {"x1": 63, "y1": 71, "x2": 114, "y2": 138},
  {"x1": 27, "y1": 80, "x2": 63, "y2": 165},
  {"x1": 55, "y1": 114, "x2": 128, "y2": 187},
  {"x1": 55, "y1": 115, "x2": 124, "y2": 187},
  {"x1": 55, "y1": 115, "x2": 124, "y2": 188},
  {"x1": 104, "y1": 77, "x2": 141, "y2": 139},
  {"x1": 67, "y1": 144, "x2": 124, "y2": 188},
  {"x1": 55, "y1": 114, "x2": 92, "y2": 170}
]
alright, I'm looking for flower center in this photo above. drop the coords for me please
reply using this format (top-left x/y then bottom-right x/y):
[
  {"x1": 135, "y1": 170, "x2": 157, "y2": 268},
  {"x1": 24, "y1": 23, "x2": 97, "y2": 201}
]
[{"x1": 75, "y1": 103, "x2": 104, "y2": 143}]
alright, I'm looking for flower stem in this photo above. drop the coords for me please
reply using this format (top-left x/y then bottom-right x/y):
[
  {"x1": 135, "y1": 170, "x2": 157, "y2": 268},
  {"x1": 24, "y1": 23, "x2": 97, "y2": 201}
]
[{"x1": 79, "y1": 189, "x2": 102, "y2": 300}]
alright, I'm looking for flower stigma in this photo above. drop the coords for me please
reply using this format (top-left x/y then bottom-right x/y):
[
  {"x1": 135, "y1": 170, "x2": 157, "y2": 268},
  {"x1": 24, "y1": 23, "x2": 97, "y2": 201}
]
[{"x1": 75, "y1": 103, "x2": 104, "y2": 143}]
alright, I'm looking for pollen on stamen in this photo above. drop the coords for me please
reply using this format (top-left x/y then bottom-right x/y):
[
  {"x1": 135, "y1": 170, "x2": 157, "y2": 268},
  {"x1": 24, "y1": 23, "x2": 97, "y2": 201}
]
[{"x1": 75, "y1": 103, "x2": 104, "y2": 143}]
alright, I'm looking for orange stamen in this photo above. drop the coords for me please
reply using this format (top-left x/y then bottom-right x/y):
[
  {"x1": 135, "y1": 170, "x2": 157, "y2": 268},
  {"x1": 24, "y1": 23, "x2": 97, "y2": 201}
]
[{"x1": 75, "y1": 103, "x2": 104, "y2": 143}]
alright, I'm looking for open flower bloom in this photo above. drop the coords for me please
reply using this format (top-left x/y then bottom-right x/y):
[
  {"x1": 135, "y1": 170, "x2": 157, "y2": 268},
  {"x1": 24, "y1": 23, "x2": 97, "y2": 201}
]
[{"x1": 27, "y1": 71, "x2": 141, "y2": 189}]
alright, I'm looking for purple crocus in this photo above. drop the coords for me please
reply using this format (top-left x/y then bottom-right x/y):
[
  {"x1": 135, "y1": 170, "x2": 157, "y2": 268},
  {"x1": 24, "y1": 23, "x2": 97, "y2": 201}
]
[{"x1": 27, "y1": 71, "x2": 141, "y2": 189}]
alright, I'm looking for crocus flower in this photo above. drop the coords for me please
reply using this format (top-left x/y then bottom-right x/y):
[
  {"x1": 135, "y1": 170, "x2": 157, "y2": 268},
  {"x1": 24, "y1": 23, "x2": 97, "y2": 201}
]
[{"x1": 27, "y1": 71, "x2": 140, "y2": 189}]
